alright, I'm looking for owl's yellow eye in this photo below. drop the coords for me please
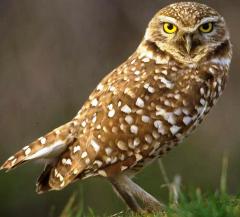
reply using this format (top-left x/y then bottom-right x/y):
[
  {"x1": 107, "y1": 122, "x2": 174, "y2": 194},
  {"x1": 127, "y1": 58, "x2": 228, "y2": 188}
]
[
  {"x1": 199, "y1": 22, "x2": 213, "y2": 33},
  {"x1": 163, "y1": 23, "x2": 178, "y2": 34}
]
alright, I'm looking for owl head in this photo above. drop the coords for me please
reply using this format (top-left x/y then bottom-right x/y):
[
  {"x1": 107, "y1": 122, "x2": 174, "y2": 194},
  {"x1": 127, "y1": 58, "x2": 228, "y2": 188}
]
[{"x1": 144, "y1": 2, "x2": 230, "y2": 64}]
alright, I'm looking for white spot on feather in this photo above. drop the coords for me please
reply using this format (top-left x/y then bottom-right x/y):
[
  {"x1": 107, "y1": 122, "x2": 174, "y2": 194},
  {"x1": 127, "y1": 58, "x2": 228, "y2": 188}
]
[
  {"x1": 107, "y1": 104, "x2": 113, "y2": 110},
  {"x1": 170, "y1": 126, "x2": 181, "y2": 135},
  {"x1": 105, "y1": 147, "x2": 113, "y2": 156},
  {"x1": 62, "y1": 158, "x2": 72, "y2": 165},
  {"x1": 130, "y1": 125, "x2": 139, "y2": 135},
  {"x1": 136, "y1": 97, "x2": 145, "y2": 108},
  {"x1": 98, "y1": 170, "x2": 107, "y2": 177},
  {"x1": 154, "y1": 120, "x2": 166, "y2": 135},
  {"x1": 91, "y1": 139, "x2": 100, "y2": 153},
  {"x1": 117, "y1": 141, "x2": 128, "y2": 151},
  {"x1": 148, "y1": 86, "x2": 155, "y2": 93},
  {"x1": 73, "y1": 145, "x2": 81, "y2": 153},
  {"x1": 91, "y1": 98, "x2": 98, "y2": 107},
  {"x1": 81, "y1": 121, "x2": 87, "y2": 127},
  {"x1": 11, "y1": 159, "x2": 17, "y2": 166},
  {"x1": 22, "y1": 146, "x2": 29, "y2": 151},
  {"x1": 145, "y1": 135, "x2": 153, "y2": 144},
  {"x1": 73, "y1": 169, "x2": 79, "y2": 175},
  {"x1": 8, "y1": 156, "x2": 15, "y2": 161},
  {"x1": 142, "y1": 115, "x2": 151, "y2": 123},
  {"x1": 121, "y1": 105, "x2": 132, "y2": 114},
  {"x1": 165, "y1": 113, "x2": 176, "y2": 125},
  {"x1": 25, "y1": 148, "x2": 31, "y2": 156},
  {"x1": 108, "y1": 109, "x2": 115, "y2": 118},
  {"x1": 39, "y1": 137, "x2": 47, "y2": 145},
  {"x1": 125, "y1": 115, "x2": 133, "y2": 125},
  {"x1": 142, "y1": 57, "x2": 150, "y2": 63},
  {"x1": 94, "y1": 160, "x2": 103, "y2": 168},
  {"x1": 135, "y1": 154, "x2": 143, "y2": 161},
  {"x1": 121, "y1": 166, "x2": 128, "y2": 171},
  {"x1": 160, "y1": 77, "x2": 174, "y2": 89},
  {"x1": 81, "y1": 151, "x2": 88, "y2": 158},
  {"x1": 97, "y1": 83, "x2": 104, "y2": 91},
  {"x1": 133, "y1": 138, "x2": 140, "y2": 147}
]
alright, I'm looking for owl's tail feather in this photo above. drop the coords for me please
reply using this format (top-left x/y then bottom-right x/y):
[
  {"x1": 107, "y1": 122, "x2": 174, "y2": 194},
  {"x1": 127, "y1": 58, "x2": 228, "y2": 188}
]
[
  {"x1": 36, "y1": 162, "x2": 56, "y2": 194},
  {"x1": 37, "y1": 137, "x2": 99, "y2": 193},
  {"x1": 0, "y1": 122, "x2": 75, "y2": 172},
  {"x1": 36, "y1": 138, "x2": 89, "y2": 193}
]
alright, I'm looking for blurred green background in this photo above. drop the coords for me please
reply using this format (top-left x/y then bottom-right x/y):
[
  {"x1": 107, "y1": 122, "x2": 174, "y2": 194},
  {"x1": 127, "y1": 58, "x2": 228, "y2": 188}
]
[{"x1": 0, "y1": 0, "x2": 239, "y2": 216}]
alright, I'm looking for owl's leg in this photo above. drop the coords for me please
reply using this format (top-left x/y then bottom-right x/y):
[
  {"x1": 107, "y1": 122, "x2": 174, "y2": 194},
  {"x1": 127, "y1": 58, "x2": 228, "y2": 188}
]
[
  {"x1": 125, "y1": 176, "x2": 165, "y2": 212},
  {"x1": 109, "y1": 174, "x2": 164, "y2": 213},
  {"x1": 109, "y1": 176, "x2": 143, "y2": 213}
]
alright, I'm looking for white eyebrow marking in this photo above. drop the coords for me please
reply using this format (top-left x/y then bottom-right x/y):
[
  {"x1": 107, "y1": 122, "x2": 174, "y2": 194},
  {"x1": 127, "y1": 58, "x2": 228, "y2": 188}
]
[
  {"x1": 198, "y1": 16, "x2": 220, "y2": 26},
  {"x1": 185, "y1": 17, "x2": 221, "y2": 32},
  {"x1": 159, "y1": 15, "x2": 178, "y2": 25}
]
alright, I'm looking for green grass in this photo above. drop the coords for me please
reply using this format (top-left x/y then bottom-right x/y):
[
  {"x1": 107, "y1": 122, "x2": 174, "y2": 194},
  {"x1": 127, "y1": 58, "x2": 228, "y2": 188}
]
[
  {"x1": 124, "y1": 192, "x2": 240, "y2": 217},
  {"x1": 59, "y1": 156, "x2": 240, "y2": 217}
]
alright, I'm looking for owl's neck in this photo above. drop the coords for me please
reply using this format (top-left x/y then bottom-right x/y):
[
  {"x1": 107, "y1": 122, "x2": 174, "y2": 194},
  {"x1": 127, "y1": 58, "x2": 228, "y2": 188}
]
[{"x1": 137, "y1": 39, "x2": 232, "y2": 69}]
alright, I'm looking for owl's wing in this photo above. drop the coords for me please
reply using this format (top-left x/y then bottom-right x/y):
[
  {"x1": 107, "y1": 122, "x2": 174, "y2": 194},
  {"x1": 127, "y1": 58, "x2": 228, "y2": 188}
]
[{"x1": 44, "y1": 54, "x2": 175, "y2": 191}]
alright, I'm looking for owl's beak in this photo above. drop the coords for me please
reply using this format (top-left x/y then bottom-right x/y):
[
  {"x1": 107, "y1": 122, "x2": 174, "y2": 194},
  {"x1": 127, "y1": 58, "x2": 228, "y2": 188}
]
[{"x1": 184, "y1": 34, "x2": 192, "y2": 54}]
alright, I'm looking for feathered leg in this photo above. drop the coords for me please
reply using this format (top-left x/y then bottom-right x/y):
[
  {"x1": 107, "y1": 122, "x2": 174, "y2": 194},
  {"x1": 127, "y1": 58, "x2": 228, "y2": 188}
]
[
  {"x1": 109, "y1": 176, "x2": 143, "y2": 213},
  {"x1": 109, "y1": 174, "x2": 164, "y2": 213}
]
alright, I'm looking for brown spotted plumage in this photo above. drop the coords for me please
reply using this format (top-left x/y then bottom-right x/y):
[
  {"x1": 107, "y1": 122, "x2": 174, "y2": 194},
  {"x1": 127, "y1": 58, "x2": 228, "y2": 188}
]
[{"x1": 0, "y1": 2, "x2": 232, "y2": 213}]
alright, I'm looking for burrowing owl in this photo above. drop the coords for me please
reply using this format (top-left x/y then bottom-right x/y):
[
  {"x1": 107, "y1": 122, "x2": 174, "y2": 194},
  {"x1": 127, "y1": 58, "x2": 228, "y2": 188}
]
[{"x1": 1, "y1": 2, "x2": 232, "y2": 213}]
